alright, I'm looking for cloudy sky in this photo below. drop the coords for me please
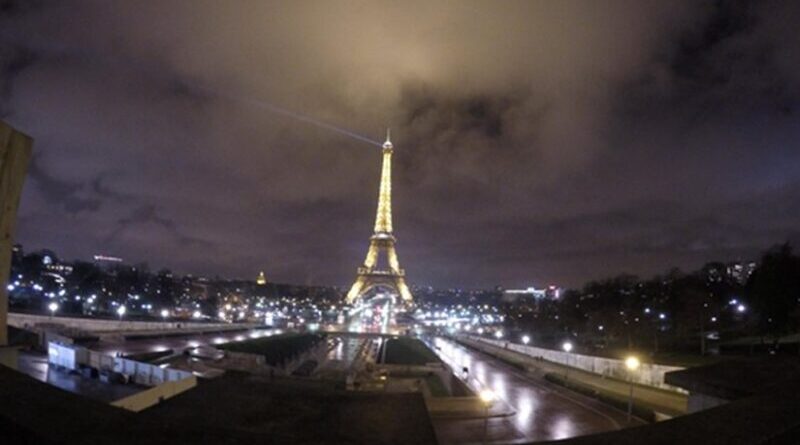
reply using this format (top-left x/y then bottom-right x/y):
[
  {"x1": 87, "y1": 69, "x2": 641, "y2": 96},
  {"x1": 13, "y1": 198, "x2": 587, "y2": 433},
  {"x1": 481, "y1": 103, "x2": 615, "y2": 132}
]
[{"x1": 1, "y1": 0, "x2": 799, "y2": 288}]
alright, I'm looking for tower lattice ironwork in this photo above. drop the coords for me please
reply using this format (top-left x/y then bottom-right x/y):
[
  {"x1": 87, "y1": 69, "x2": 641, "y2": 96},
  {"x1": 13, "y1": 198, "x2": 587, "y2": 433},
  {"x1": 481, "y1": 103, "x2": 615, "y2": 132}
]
[{"x1": 345, "y1": 130, "x2": 413, "y2": 304}]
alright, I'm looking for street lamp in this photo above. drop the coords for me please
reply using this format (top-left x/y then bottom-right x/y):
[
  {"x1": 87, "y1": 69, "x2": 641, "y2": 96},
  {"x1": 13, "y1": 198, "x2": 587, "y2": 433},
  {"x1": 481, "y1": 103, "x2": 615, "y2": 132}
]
[
  {"x1": 625, "y1": 356, "x2": 640, "y2": 422},
  {"x1": 479, "y1": 388, "x2": 495, "y2": 444},
  {"x1": 562, "y1": 341, "x2": 573, "y2": 380},
  {"x1": 160, "y1": 309, "x2": 169, "y2": 320},
  {"x1": 117, "y1": 305, "x2": 126, "y2": 321},
  {"x1": 48, "y1": 302, "x2": 59, "y2": 319},
  {"x1": 522, "y1": 335, "x2": 530, "y2": 345}
]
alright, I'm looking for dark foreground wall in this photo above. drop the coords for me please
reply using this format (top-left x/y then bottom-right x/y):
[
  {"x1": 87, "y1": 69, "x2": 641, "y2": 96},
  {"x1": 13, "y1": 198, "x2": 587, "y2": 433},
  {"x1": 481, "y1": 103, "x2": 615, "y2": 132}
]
[
  {"x1": 536, "y1": 373, "x2": 800, "y2": 445},
  {"x1": 0, "y1": 365, "x2": 437, "y2": 445}
]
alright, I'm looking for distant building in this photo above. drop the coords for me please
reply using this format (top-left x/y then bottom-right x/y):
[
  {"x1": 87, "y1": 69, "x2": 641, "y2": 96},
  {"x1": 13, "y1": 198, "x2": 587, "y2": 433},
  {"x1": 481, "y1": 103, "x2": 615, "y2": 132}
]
[
  {"x1": 93, "y1": 254, "x2": 123, "y2": 269},
  {"x1": 703, "y1": 260, "x2": 757, "y2": 285},
  {"x1": 502, "y1": 285, "x2": 561, "y2": 303},
  {"x1": 38, "y1": 250, "x2": 72, "y2": 276},
  {"x1": 727, "y1": 261, "x2": 757, "y2": 284}
]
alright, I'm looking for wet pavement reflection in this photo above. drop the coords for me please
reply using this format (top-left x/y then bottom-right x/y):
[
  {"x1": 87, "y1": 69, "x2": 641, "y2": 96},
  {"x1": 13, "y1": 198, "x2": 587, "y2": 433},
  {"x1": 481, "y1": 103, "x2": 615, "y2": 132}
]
[{"x1": 430, "y1": 337, "x2": 637, "y2": 444}]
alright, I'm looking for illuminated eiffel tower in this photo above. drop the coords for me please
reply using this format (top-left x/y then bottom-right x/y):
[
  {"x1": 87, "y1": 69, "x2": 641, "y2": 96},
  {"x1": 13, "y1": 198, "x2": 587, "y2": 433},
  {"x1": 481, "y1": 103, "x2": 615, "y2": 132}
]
[{"x1": 345, "y1": 130, "x2": 413, "y2": 304}]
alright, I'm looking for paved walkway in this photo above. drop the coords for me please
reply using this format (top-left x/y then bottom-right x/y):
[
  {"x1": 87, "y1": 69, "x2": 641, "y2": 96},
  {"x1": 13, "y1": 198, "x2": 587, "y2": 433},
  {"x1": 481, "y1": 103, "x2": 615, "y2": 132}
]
[
  {"x1": 458, "y1": 337, "x2": 688, "y2": 416},
  {"x1": 429, "y1": 337, "x2": 643, "y2": 444}
]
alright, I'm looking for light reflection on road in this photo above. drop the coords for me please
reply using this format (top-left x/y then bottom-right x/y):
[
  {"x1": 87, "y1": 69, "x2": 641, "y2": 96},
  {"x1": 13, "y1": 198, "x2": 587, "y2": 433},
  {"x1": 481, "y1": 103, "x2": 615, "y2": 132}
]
[{"x1": 429, "y1": 336, "x2": 628, "y2": 444}]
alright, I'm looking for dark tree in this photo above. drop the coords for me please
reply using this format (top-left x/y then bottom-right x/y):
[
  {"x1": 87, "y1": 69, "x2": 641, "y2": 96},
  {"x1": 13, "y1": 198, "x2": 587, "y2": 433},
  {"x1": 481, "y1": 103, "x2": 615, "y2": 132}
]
[{"x1": 746, "y1": 243, "x2": 800, "y2": 347}]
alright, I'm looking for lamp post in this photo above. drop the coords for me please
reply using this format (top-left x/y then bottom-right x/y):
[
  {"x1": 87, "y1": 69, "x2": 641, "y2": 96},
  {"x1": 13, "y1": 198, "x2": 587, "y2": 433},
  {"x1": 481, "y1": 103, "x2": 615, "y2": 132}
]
[
  {"x1": 160, "y1": 309, "x2": 169, "y2": 320},
  {"x1": 117, "y1": 305, "x2": 126, "y2": 322},
  {"x1": 522, "y1": 335, "x2": 530, "y2": 345},
  {"x1": 562, "y1": 341, "x2": 573, "y2": 381},
  {"x1": 625, "y1": 356, "x2": 640, "y2": 422},
  {"x1": 479, "y1": 388, "x2": 495, "y2": 444},
  {"x1": 48, "y1": 302, "x2": 58, "y2": 320}
]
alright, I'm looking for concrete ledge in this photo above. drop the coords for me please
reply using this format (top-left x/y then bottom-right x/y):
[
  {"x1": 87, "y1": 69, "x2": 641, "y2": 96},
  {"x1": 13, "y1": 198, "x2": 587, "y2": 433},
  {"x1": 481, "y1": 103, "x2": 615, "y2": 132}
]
[
  {"x1": 9, "y1": 312, "x2": 253, "y2": 333},
  {"x1": 111, "y1": 375, "x2": 198, "y2": 412},
  {"x1": 0, "y1": 345, "x2": 18, "y2": 370}
]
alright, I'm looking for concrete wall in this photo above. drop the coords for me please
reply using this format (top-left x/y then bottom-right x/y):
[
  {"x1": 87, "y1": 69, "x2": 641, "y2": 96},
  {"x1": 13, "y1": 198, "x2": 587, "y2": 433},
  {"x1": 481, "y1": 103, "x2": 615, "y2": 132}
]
[
  {"x1": 424, "y1": 396, "x2": 485, "y2": 417},
  {"x1": 383, "y1": 363, "x2": 454, "y2": 394},
  {"x1": 48, "y1": 342, "x2": 193, "y2": 385},
  {"x1": 466, "y1": 335, "x2": 685, "y2": 392},
  {"x1": 0, "y1": 121, "x2": 33, "y2": 348},
  {"x1": 9, "y1": 312, "x2": 243, "y2": 332},
  {"x1": 113, "y1": 357, "x2": 193, "y2": 386},
  {"x1": 687, "y1": 392, "x2": 729, "y2": 413},
  {"x1": 111, "y1": 375, "x2": 198, "y2": 412}
]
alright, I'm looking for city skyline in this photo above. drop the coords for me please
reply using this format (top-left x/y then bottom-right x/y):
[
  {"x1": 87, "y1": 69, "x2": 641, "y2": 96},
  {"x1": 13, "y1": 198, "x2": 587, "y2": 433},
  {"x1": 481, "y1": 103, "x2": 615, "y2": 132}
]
[{"x1": 1, "y1": 1, "x2": 799, "y2": 288}]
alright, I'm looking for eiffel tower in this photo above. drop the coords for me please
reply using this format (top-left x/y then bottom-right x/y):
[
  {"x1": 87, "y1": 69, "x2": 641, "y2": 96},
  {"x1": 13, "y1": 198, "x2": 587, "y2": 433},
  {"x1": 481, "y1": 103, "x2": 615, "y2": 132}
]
[{"x1": 345, "y1": 130, "x2": 413, "y2": 304}]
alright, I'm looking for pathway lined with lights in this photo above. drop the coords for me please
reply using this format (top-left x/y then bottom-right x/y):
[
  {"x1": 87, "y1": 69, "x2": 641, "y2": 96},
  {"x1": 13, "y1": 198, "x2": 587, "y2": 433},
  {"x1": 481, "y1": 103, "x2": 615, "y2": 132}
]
[
  {"x1": 429, "y1": 337, "x2": 640, "y2": 444},
  {"x1": 458, "y1": 336, "x2": 688, "y2": 417}
]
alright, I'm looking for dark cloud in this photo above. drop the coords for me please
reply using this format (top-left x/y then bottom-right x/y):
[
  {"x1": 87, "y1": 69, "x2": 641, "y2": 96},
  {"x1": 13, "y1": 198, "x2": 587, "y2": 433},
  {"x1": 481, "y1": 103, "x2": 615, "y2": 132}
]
[
  {"x1": 27, "y1": 153, "x2": 101, "y2": 214},
  {"x1": 2, "y1": 0, "x2": 799, "y2": 287}
]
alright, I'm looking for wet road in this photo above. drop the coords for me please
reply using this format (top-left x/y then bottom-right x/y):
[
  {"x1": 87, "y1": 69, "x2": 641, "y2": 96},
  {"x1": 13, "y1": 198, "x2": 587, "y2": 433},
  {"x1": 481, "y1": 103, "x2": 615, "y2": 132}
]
[{"x1": 430, "y1": 337, "x2": 641, "y2": 444}]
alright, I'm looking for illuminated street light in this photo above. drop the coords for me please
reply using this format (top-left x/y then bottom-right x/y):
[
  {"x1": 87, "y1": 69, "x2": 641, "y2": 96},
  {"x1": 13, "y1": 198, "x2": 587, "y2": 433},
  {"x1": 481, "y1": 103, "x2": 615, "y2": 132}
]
[
  {"x1": 494, "y1": 330, "x2": 503, "y2": 339},
  {"x1": 625, "y1": 356, "x2": 640, "y2": 422},
  {"x1": 737, "y1": 304, "x2": 746, "y2": 313},
  {"x1": 479, "y1": 388, "x2": 495, "y2": 444},
  {"x1": 522, "y1": 335, "x2": 530, "y2": 345},
  {"x1": 562, "y1": 341, "x2": 574, "y2": 380},
  {"x1": 48, "y1": 302, "x2": 59, "y2": 319},
  {"x1": 479, "y1": 388, "x2": 495, "y2": 403},
  {"x1": 625, "y1": 356, "x2": 640, "y2": 371},
  {"x1": 117, "y1": 305, "x2": 126, "y2": 320}
]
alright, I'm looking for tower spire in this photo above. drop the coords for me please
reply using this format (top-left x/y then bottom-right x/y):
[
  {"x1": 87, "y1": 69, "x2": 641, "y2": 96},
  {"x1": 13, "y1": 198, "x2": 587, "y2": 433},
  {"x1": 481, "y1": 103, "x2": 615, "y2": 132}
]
[
  {"x1": 374, "y1": 129, "x2": 394, "y2": 234},
  {"x1": 383, "y1": 128, "x2": 392, "y2": 150}
]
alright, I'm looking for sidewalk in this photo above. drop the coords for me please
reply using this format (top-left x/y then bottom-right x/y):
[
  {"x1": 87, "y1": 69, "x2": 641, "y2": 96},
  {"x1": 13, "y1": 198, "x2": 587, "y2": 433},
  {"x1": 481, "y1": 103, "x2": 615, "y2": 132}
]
[{"x1": 457, "y1": 336, "x2": 688, "y2": 417}]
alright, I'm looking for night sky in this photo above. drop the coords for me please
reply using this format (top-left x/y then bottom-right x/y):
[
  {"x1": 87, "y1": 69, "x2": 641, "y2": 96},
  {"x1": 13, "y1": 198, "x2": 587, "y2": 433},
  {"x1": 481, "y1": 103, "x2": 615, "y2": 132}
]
[{"x1": 1, "y1": 1, "x2": 799, "y2": 289}]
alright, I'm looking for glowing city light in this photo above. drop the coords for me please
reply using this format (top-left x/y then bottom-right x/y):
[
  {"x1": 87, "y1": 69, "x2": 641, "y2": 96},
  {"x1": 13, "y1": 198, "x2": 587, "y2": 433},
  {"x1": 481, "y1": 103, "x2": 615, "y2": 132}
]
[
  {"x1": 479, "y1": 389, "x2": 496, "y2": 404},
  {"x1": 625, "y1": 356, "x2": 640, "y2": 371},
  {"x1": 562, "y1": 341, "x2": 573, "y2": 353}
]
